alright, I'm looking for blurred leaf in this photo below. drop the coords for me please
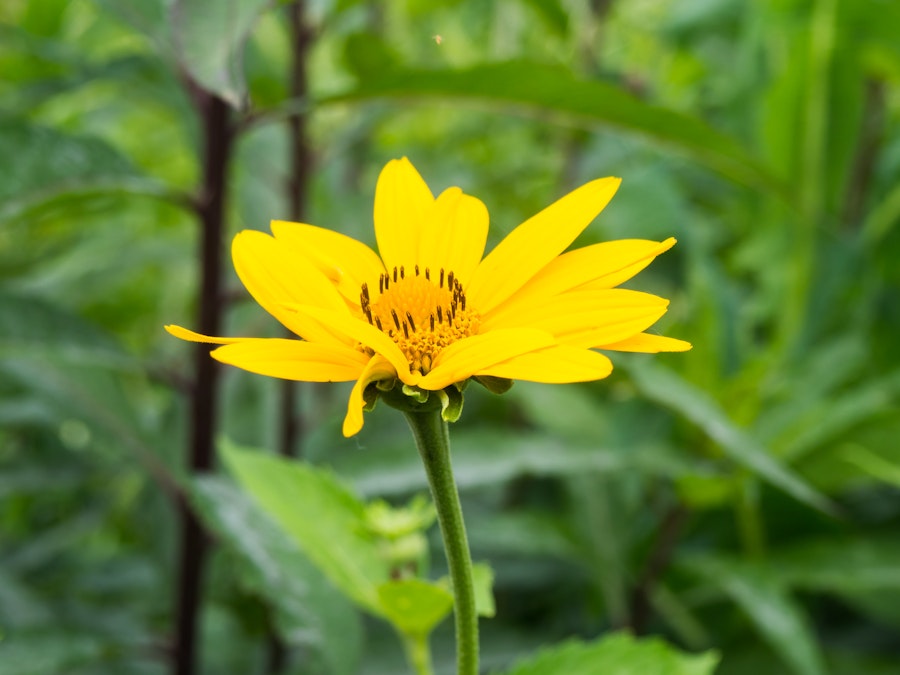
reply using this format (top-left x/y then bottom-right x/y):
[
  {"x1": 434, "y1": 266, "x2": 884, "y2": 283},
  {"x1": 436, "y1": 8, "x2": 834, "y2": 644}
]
[
  {"x1": 192, "y1": 476, "x2": 362, "y2": 675},
  {"x1": 172, "y1": 0, "x2": 272, "y2": 107},
  {"x1": 842, "y1": 444, "x2": 900, "y2": 487},
  {"x1": 333, "y1": 428, "x2": 695, "y2": 498},
  {"x1": 221, "y1": 439, "x2": 389, "y2": 612},
  {"x1": 498, "y1": 632, "x2": 719, "y2": 675},
  {"x1": 0, "y1": 633, "x2": 104, "y2": 675},
  {"x1": 771, "y1": 536, "x2": 900, "y2": 594},
  {"x1": 324, "y1": 60, "x2": 784, "y2": 193},
  {"x1": 375, "y1": 579, "x2": 453, "y2": 636},
  {"x1": 628, "y1": 361, "x2": 836, "y2": 515},
  {"x1": 683, "y1": 556, "x2": 826, "y2": 675},
  {"x1": 0, "y1": 118, "x2": 178, "y2": 224},
  {"x1": 472, "y1": 562, "x2": 496, "y2": 618}
]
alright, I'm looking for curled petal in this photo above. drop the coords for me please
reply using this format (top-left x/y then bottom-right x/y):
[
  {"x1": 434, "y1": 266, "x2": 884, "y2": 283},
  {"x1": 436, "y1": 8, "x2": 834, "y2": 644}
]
[{"x1": 343, "y1": 355, "x2": 397, "y2": 436}]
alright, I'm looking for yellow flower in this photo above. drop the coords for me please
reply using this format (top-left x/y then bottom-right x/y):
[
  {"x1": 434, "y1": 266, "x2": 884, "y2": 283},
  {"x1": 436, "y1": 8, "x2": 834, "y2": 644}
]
[{"x1": 167, "y1": 158, "x2": 690, "y2": 436}]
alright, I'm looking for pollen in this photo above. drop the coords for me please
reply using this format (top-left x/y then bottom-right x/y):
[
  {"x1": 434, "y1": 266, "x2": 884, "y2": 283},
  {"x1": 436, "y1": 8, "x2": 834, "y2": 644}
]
[{"x1": 359, "y1": 266, "x2": 479, "y2": 374}]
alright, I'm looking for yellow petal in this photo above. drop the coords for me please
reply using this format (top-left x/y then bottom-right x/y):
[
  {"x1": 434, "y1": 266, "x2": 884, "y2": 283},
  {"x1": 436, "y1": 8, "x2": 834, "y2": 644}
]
[
  {"x1": 232, "y1": 230, "x2": 350, "y2": 345},
  {"x1": 467, "y1": 176, "x2": 621, "y2": 314},
  {"x1": 480, "y1": 345, "x2": 613, "y2": 383},
  {"x1": 374, "y1": 158, "x2": 434, "y2": 273},
  {"x1": 211, "y1": 339, "x2": 369, "y2": 381},
  {"x1": 270, "y1": 220, "x2": 385, "y2": 305},
  {"x1": 484, "y1": 238, "x2": 676, "y2": 322},
  {"x1": 483, "y1": 288, "x2": 669, "y2": 341},
  {"x1": 417, "y1": 187, "x2": 489, "y2": 286},
  {"x1": 418, "y1": 328, "x2": 556, "y2": 390},
  {"x1": 597, "y1": 332, "x2": 692, "y2": 353},
  {"x1": 285, "y1": 304, "x2": 421, "y2": 387},
  {"x1": 165, "y1": 325, "x2": 246, "y2": 344},
  {"x1": 343, "y1": 354, "x2": 397, "y2": 437}
]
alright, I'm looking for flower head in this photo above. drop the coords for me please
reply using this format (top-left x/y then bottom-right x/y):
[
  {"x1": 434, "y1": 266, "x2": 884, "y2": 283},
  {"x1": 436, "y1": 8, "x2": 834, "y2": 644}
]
[{"x1": 167, "y1": 158, "x2": 690, "y2": 436}]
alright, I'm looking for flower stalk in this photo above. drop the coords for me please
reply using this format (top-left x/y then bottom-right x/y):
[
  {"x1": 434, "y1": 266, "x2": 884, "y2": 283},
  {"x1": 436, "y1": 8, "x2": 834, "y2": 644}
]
[{"x1": 404, "y1": 410, "x2": 478, "y2": 675}]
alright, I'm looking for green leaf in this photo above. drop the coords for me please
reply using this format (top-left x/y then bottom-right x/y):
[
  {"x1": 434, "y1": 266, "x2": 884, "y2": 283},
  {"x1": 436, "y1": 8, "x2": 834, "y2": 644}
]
[
  {"x1": 220, "y1": 440, "x2": 389, "y2": 612},
  {"x1": 323, "y1": 60, "x2": 783, "y2": 193},
  {"x1": 472, "y1": 562, "x2": 496, "y2": 618},
  {"x1": 0, "y1": 118, "x2": 177, "y2": 224},
  {"x1": 0, "y1": 633, "x2": 104, "y2": 675},
  {"x1": 332, "y1": 428, "x2": 694, "y2": 498},
  {"x1": 192, "y1": 476, "x2": 362, "y2": 675},
  {"x1": 172, "y1": 0, "x2": 272, "y2": 107},
  {"x1": 375, "y1": 579, "x2": 453, "y2": 637},
  {"x1": 498, "y1": 632, "x2": 719, "y2": 675},
  {"x1": 628, "y1": 361, "x2": 836, "y2": 515},
  {"x1": 682, "y1": 556, "x2": 826, "y2": 675}
]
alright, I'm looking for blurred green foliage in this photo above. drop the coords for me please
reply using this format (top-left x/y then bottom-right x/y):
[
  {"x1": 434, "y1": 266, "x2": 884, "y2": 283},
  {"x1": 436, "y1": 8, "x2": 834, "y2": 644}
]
[{"x1": 1, "y1": 0, "x2": 900, "y2": 673}]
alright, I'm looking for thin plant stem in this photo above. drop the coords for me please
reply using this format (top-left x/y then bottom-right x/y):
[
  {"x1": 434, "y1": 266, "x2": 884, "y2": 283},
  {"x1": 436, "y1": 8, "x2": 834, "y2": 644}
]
[
  {"x1": 402, "y1": 633, "x2": 435, "y2": 675},
  {"x1": 404, "y1": 410, "x2": 478, "y2": 675}
]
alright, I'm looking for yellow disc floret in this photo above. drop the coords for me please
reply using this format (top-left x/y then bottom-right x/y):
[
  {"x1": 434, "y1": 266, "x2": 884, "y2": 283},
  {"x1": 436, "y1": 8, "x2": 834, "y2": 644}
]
[{"x1": 359, "y1": 265, "x2": 479, "y2": 375}]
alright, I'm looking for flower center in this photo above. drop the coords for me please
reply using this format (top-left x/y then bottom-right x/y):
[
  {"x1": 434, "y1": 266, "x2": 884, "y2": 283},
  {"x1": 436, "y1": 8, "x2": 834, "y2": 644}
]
[{"x1": 359, "y1": 265, "x2": 479, "y2": 374}]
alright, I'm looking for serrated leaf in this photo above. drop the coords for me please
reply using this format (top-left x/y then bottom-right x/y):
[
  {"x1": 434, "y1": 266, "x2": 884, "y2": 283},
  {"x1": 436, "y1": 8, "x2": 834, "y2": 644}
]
[
  {"x1": 498, "y1": 632, "x2": 719, "y2": 675},
  {"x1": 172, "y1": 0, "x2": 272, "y2": 107},
  {"x1": 375, "y1": 579, "x2": 453, "y2": 637},
  {"x1": 192, "y1": 476, "x2": 362, "y2": 675},
  {"x1": 628, "y1": 361, "x2": 836, "y2": 515},
  {"x1": 220, "y1": 440, "x2": 389, "y2": 612}
]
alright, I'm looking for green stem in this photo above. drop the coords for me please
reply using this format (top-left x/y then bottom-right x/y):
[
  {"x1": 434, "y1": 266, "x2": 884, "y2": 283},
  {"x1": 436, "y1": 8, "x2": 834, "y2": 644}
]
[
  {"x1": 402, "y1": 632, "x2": 435, "y2": 675},
  {"x1": 404, "y1": 410, "x2": 478, "y2": 675}
]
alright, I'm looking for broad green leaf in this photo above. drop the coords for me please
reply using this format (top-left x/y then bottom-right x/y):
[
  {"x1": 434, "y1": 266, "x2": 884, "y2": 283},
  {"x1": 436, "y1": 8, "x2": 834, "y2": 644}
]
[
  {"x1": 221, "y1": 440, "x2": 389, "y2": 612},
  {"x1": 172, "y1": 0, "x2": 272, "y2": 107},
  {"x1": 682, "y1": 557, "x2": 825, "y2": 675},
  {"x1": 192, "y1": 476, "x2": 362, "y2": 675},
  {"x1": 0, "y1": 118, "x2": 177, "y2": 224},
  {"x1": 498, "y1": 632, "x2": 719, "y2": 675},
  {"x1": 628, "y1": 361, "x2": 836, "y2": 515},
  {"x1": 375, "y1": 579, "x2": 453, "y2": 637},
  {"x1": 771, "y1": 537, "x2": 900, "y2": 594},
  {"x1": 322, "y1": 60, "x2": 783, "y2": 194}
]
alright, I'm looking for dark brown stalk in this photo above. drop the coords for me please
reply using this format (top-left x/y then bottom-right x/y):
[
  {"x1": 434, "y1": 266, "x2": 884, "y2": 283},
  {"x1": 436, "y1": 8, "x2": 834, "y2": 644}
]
[
  {"x1": 842, "y1": 78, "x2": 885, "y2": 230},
  {"x1": 277, "y1": 0, "x2": 316, "y2": 462},
  {"x1": 173, "y1": 85, "x2": 234, "y2": 675},
  {"x1": 629, "y1": 504, "x2": 689, "y2": 634}
]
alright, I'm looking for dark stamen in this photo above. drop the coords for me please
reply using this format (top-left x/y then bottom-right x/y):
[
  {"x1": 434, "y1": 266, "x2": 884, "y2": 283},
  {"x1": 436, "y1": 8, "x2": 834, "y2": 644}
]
[
  {"x1": 391, "y1": 309, "x2": 401, "y2": 330},
  {"x1": 425, "y1": 267, "x2": 431, "y2": 280},
  {"x1": 406, "y1": 311, "x2": 416, "y2": 332},
  {"x1": 379, "y1": 274, "x2": 384, "y2": 294},
  {"x1": 437, "y1": 306, "x2": 443, "y2": 323},
  {"x1": 461, "y1": 296, "x2": 466, "y2": 311},
  {"x1": 439, "y1": 269, "x2": 445, "y2": 287},
  {"x1": 402, "y1": 322, "x2": 409, "y2": 338},
  {"x1": 375, "y1": 316, "x2": 383, "y2": 331},
  {"x1": 400, "y1": 265, "x2": 405, "y2": 279},
  {"x1": 447, "y1": 271, "x2": 455, "y2": 290},
  {"x1": 430, "y1": 314, "x2": 435, "y2": 331},
  {"x1": 365, "y1": 307, "x2": 373, "y2": 325},
  {"x1": 393, "y1": 267, "x2": 398, "y2": 283},
  {"x1": 415, "y1": 264, "x2": 420, "y2": 276}
]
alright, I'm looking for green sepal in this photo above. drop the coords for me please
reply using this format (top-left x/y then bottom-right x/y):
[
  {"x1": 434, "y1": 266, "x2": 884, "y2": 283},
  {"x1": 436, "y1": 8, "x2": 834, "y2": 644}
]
[
  {"x1": 473, "y1": 375, "x2": 514, "y2": 395},
  {"x1": 402, "y1": 384, "x2": 430, "y2": 403},
  {"x1": 437, "y1": 384, "x2": 465, "y2": 423},
  {"x1": 362, "y1": 382, "x2": 381, "y2": 412}
]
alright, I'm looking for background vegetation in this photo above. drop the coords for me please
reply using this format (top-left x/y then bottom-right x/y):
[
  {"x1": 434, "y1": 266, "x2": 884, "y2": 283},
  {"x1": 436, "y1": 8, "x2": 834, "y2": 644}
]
[{"x1": 2, "y1": 0, "x2": 900, "y2": 673}]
